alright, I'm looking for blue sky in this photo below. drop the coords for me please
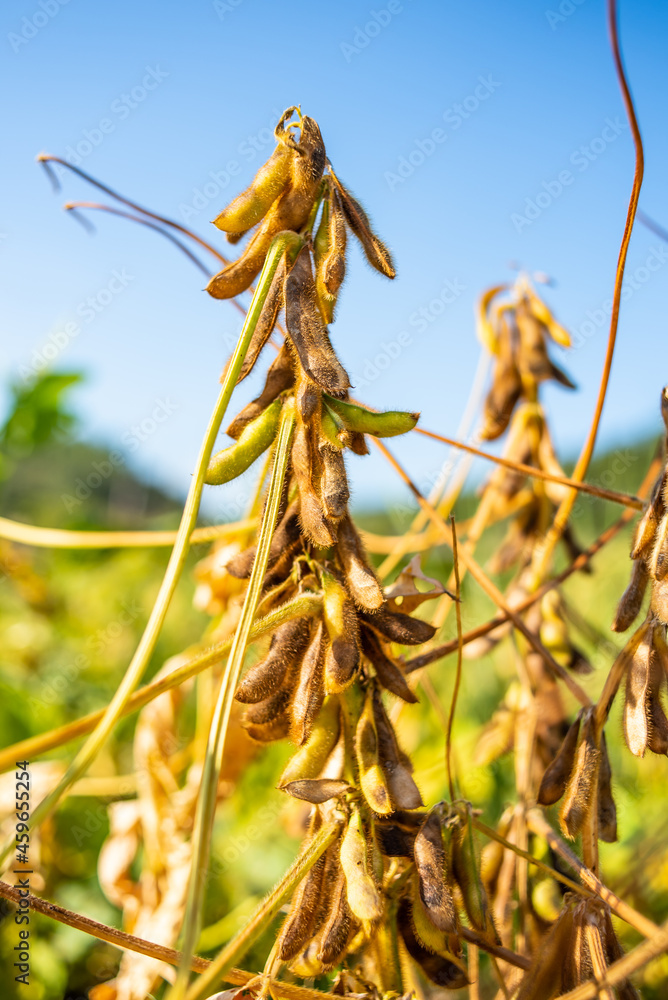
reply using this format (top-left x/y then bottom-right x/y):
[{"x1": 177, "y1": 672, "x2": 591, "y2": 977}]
[{"x1": 2, "y1": 0, "x2": 667, "y2": 519}]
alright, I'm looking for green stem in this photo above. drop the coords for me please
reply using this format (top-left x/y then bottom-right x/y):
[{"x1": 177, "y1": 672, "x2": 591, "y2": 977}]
[
  {"x1": 170, "y1": 401, "x2": 296, "y2": 999},
  {"x1": 0, "y1": 230, "x2": 303, "y2": 869},
  {"x1": 185, "y1": 822, "x2": 341, "y2": 1000}
]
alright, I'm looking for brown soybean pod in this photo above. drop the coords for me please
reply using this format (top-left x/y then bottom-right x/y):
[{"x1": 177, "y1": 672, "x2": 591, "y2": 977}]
[
  {"x1": 333, "y1": 177, "x2": 396, "y2": 280},
  {"x1": 291, "y1": 620, "x2": 326, "y2": 745},
  {"x1": 361, "y1": 627, "x2": 417, "y2": 704},
  {"x1": 226, "y1": 344, "x2": 294, "y2": 439},
  {"x1": 361, "y1": 606, "x2": 436, "y2": 646},
  {"x1": 336, "y1": 512, "x2": 384, "y2": 611},
  {"x1": 413, "y1": 810, "x2": 458, "y2": 933},
  {"x1": 235, "y1": 615, "x2": 311, "y2": 704},
  {"x1": 537, "y1": 714, "x2": 581, "y2": 806},
  {"x1": 560, "y1": 710, "x2": 600, "y2": 838}
]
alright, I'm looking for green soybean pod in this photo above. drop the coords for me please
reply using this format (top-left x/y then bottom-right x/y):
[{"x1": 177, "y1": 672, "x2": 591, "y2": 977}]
[
  {"x1": 205, "y1": 397, "x2": 282, "y2": 485},
  {"x1": 323, "y1": 395, "x2": 419, "y2": 438}
]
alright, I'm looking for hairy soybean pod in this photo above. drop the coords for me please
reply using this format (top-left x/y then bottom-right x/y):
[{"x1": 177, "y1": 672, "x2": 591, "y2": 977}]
[
  {"x1": 291, "y1": 421, "x2": 334, "y2": 547},
  {"x1": 319, "y1": 443, "x2": 349, "y2": 521},
  {"x1": 516, "y1": 302, "x2": 576, "y2": 389},
  {"x1": 597, "y1": 731, "x2": 618, "y2": 842},
  {"x1": 409, "y1": 873, "x2": 458, "y2": 958},
  {"x1": 337, "y1": 513, "x2": 384, "y2": 611},
  {"x1": 317, "y1": 867, "x2": 353, "y2": 968},
  {"x1": 355, "y1": 688, "x2": 392, "y2": 815},
  {"x1": 340, "y1": 806, "x2": 383, "y2": 921},
  {"x1": 323, "y1": 394, "x2": 419, "y2": 438},
  {"x1": 613, "y1": 558, "x2": 649, "y2": 633},
  {"x1": 277, "y1": 834, "x2": 328, "y2": 961},
  {"x1": 234, "y1": 253, "x2": 286, "y2": 383},
  {"x1": 213, "y1": 143, "x2": 294, "y2": 234},
  {"x1": 361, "y1": 606, "x2": 436, "y2": 646},
  {"x1": 650, "y1": 514, "x2": 668, "y2": 581},
  {"x1": 397, "y1": 898, "x2": 468, "y2": 990},
  {"x1": 623, "y1": 632, "x2": 653, "y2": 758},
  {"x1": 235, "y1": 615, "x2": 311, "y2": 704},
  {"x1": 372, "y1": 689, "x2": 423, "y2": 809},
  {"x1": 206, "y1": 397, "x2": 282, "y2": 486},
  {"x1": 514, "y1": 902, "x2": 576, "y2": 1000},
  {"x1": 284, "y1": 246, "x2": 351, "y2": 397},
  {"x1": 245, "y1": 711, "x2": 291, "y2": 743},
  {"x1": 245, "y1": 684, "x2": 293, "y2": 725},
  {"x1": 361, "y1": 627, "x2": 417, "y2": 704},
  {"x1": 560, "y1": 710, "x2": 600, "y2": 837},
  {"x1": 226, "y1": 500, "x2": 301, "y2": 580},
  {"x1": 452, "y1": 808, "x2": 499, "y2": 944},
  {"x1": 333, "y1": 177, "x2": 396, "y2": 280},
  {"x1": 323, "y1": 571, "x2": 360, "y2": 693},
  {"x1": 631, "y1": 471, "x2": 665, "y2": 559},
  {"x1": 414, "y1": 811, "x2": 457, "y2": 933},
  {"x1": 279, "y1": 696, "x2": 341, "y2": 786},
  {"x1": 537, "y1": 714, "x2": 581, "y2": 806},
  {"x1": 291, "y1": 620, "x2": 326, "y2": 745},
  {"x1": 314, "y1": 189, "x2": 347, "y2": 324},
  {"x1": 226, "y1": 344, "x2": 294, "y2": 439},
  {"x1": 283, "y1": 778, "x2": 351, "y2": 804}
]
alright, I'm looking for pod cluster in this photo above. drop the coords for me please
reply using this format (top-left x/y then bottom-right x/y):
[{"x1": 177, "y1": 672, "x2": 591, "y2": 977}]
[
  {"x1": 514, "y1": 895, "x2": 639, "y2": 1000},
  {"x1": 207, "y1": 106, "x2": 395, "y2": 305},
  {"x1": 604, "y1": 392, "x2": 668, "y2": 760},
  {"x1": 478, "y1": 277, "x2": 574, "y2": 441}
]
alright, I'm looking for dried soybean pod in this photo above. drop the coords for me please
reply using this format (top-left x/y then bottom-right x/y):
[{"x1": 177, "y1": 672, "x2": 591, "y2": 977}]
[
  {"x1": 317, "y1": 866, "x2": 354, "y2": 967},
  {"x1": 537, "y1": 714, "x2": 581, "y2": 806},
  {"x1": 372, "y1": 689, "x2": 423, "y2": 809},
  {"x1": 319, "y1": 443, "x2": 349, "y2": 521},
  {"x1": 235, "y1": 253, "x2": 286, "y2": 383},
  {"x1": 207, "y1": 117, "x2": 325, "y2": 299},
  {"x1": 480, "y1": 312, "x2": 522, "y2": 440},
  {"x1": 349, "y1": 431, "x2": 369, "y2": 455},
  {"x1": 213, "y1": 111, "x2": 297, "y2": 233},
  {"x1": 646, "y1": 643, "x2": 668, "y2": 755},
  {"x1": 597, "y1": 731, "x2": 618, "y2": 842},
  {"x1": 323, "y1": 571, "x2": 360, "y2": 694},
  {"x1": 514, "y1": 901, "x2": 576, "y2": 1000},
  {"x1": 285, "y1": 246, "x2": 351, "y2": 397},
  {"x1": 226, "y1": 500, "x2": 300, "y2": 579},
  {"x1": 623, "y1": 629, "x2": 653, "y2": 757},
  {"x1": 283, "y1": 778, "x2": 351, "y2": 804},
  {"x1": 451, "y1": 808, "x2": 499, "y2": 944},
  {"x1": 516, "y1": 301, "x2": 575, "y2": 389},
  {"x1": 323, "y1": 395, "x2": 419, "y2": 438},
  {"x1": 650, "y1": 577, "x2": 668, "y2": 623},
  {"x1": 613, "y1": 558, "x2": 649, "y2": 632},
  {"x1": 476, "y1": 285, "x2": 507, "y2": 354},
  {"x1": 226, "y1": 344, "x2": 294, "y2": 439},
  {"x1": 245, "y1": 711, "x2": 291, "y2": 743},
  {"x1": 602, "y1": 908, "x2": 642, "y2": 1000},
  {"x1": 631, "y1": 471, "x2": 665, "y2": 559},
  {"x1": 206, "y1": 397, "x2": 282, "y2": 485},
  {"x1": 413, "y1": 810, "x2": 457, "y2": 933},
  {"x1": 314, "y1": 189, "x2": 347, "y2": 324},
  {"x1": 277, "y1": 840, "x2": 329, "y2": 961},
  {"x1": 336, "y1": 513, "x2": 383, "y2": 611},
  {"x1": 560, "y1": 709, "x2": 600, "y2": 837},
  {"x1": 355, "y1": 687, "x2": 392, "y2": 815},
  {"x1": 235, "y1": 615, "x2": 311, "y2": 703},
  {"x1": 361, "y1": 628, "x2": 417, "y2": 704},
  {"x1": 650, "y1": 513, "x2": 668, "y2": 580},
  {"x1": 291, "y1": 421, "x2": 334, "y2": 547},
  {"x1": 245, "y1": 684, "x2": 293, "y2": 725},
  {"x1": 333, "y1": 177, "x2": 396, "y2": 279},
  {"x1": 339, "y1": 805, "x2": 383, "y2": 921},
  {"x1": 279, "y1": 696, "x2": 341, "y2": 785},
  {"x1": 524, "y1": 285, "x2": 572, "y2": 348},
  {"x1": 361, "y1": 606, "x2": 436, "y2": 646},
  {"x1": 397, "y1": 898, "x2": 468, "y2": 990},
  {"x1": 291, "y1": 620, "x2": 326, "y2": 745}
]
